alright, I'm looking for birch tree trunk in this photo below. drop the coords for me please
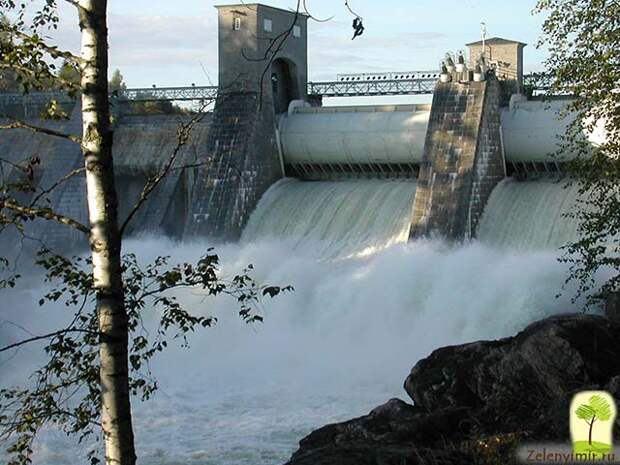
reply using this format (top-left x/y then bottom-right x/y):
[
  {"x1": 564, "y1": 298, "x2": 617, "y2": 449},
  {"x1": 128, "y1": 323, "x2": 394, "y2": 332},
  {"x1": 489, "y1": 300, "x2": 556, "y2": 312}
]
[{"x1": 77, "y1": 1, "x2": 136, "y2": 464}]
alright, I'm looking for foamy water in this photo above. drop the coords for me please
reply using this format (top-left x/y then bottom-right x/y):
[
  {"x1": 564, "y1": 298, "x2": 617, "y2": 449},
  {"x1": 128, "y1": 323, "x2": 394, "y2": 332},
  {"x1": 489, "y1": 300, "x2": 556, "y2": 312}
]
[{"x1": 0, "y1": 236, "x2": 601, "y2": 465}]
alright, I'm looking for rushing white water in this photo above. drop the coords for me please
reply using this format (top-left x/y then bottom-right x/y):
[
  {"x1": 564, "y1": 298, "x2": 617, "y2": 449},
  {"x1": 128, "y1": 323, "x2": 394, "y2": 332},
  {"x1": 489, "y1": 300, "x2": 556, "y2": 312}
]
[
  {"x1": 478, "y1": 178, "x2": 583, "y2": 250},
  {"x1": 0, "y1": 236, "x2": 604, "y2": 465},
  {"x1": 1, "y1": 177, "x2": 607, "y2": 465},
  {"x1": 241, "y1": 178, "x2": 417, "y2": 258}
]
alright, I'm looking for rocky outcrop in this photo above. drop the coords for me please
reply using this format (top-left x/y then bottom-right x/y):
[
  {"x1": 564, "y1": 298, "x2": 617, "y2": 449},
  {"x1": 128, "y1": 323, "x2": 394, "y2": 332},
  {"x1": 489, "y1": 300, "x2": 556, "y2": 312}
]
[{"x1": 285, "y1": 314, "x2": 620, "y2": 465}]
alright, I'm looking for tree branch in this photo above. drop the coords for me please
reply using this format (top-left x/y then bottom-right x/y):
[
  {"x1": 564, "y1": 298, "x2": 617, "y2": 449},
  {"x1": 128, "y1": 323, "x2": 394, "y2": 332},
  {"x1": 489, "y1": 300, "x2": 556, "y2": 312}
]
[
  {"x1": 119, "y1": 111, "x2": 208, "y2": 236},
  {"x1": 0, "y1": 329, "x2": 99, "y2": 353},
  {"x1": 10, "y1": 29, "x2": 82, "y2": 65},
  {"x1": 30, "y1": 167, "x2": 86, "y2": 206},
  {"x1": 0, "y1": 63, "x2": 79, "y2": 92},
  {"x1": 0, "y1": 120, "x2": 81, "y2": 144},
  {"x1": 1, "y1": 199, "x2": 90, "y2": 234}
]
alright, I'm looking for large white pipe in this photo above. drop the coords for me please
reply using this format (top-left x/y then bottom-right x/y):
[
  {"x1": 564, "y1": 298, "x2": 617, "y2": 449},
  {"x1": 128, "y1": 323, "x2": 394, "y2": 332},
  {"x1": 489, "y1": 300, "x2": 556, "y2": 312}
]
[
  {"x1": 279, "y1": 98, "x2": 606, "y2": 168},
  {"x1": 279, "y1": 104, "x2": 431, "y2": 166},
  {"x1": 501, "y1": 96, "x2": 606, "y2": 163}
]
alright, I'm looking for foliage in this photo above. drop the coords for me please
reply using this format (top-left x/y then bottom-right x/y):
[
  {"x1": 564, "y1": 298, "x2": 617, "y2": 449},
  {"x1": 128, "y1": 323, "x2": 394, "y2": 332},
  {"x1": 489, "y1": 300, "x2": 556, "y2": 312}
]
[
  {"x1": 0, "y1": 249, "x2": 292, "y2": 464},
  {"x1": 130, "y1": 98, "x2": 186, "y2": 115},
  {"x1": 56, "y1": 60, "x2": 80, "y2": 89},
  {"x1": 468, "y1": 433, "x2": 521, "y2": 465},
  {"x1": 0, "y1": 2, "x2": 78, "y2": 95},
  {"x1": 109, "y1": 69, "x2": 126, "y2": 93},
  {"x1": 576, "y1": 395, "x2": 612, "y2": 423},
  {"x1": 0, "y1": 257, "x2": 19, "y2": 289},
  {"x1": 534, "y1": 0, "x2": 620, "y2": 307}
]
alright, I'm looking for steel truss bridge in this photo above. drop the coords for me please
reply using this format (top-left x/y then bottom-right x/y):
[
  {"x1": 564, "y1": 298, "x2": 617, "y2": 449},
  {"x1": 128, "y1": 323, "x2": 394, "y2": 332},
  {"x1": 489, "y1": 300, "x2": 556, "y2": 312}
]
[{"x1": 0, "y1": 72, "x2": 551, "y2": 107}]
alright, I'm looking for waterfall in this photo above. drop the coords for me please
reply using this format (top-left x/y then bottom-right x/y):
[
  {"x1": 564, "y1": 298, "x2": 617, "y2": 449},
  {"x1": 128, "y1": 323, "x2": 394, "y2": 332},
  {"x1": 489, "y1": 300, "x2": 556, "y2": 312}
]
[
  {"x1": 242, "y1": 178, "x2": 417, "y2": 258},
  {"x1": 3, "y1": 177, "x2": 607, "y2": 465},
  {"x1": 2, "y1": 236, "x2": 594, "y2": 465},
  {"x1": 477, "y1": 178, "x2": 583, "y2": 250}
]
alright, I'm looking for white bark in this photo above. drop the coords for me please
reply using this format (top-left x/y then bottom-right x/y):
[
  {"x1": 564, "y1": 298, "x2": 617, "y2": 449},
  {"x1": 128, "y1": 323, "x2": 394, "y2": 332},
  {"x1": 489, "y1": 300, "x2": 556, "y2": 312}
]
[{"x1": 77, "y1": 1, "x2": 136, "y2": 464}]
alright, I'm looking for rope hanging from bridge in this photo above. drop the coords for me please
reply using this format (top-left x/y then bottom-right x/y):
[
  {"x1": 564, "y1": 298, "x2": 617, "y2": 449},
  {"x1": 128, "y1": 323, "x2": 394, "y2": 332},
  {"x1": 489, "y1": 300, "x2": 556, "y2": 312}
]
[{"x1": 344, "y1": 1, "x2": 365, "y2": 40}]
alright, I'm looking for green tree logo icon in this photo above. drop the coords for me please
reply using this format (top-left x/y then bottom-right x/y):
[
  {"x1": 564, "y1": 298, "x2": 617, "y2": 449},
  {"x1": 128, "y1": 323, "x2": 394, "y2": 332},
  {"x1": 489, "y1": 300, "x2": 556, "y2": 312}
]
[{"x1": 574, "y1": 394, "x2": 613, "y2": 455}]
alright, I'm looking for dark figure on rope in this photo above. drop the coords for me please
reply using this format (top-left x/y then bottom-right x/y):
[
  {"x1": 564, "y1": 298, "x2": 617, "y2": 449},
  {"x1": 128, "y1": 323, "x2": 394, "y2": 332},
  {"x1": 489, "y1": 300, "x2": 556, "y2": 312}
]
[{"x1": 352, "y1": 17, "x2": 364, "y2": 40}]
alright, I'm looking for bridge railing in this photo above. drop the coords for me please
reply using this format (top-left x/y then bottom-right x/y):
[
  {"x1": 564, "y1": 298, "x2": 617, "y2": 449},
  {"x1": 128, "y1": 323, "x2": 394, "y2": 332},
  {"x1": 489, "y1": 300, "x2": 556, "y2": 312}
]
[
  {"x1": 0, "y1": 72, "x2": 553, "y2": 108},
  {"x1": 120, "y1": 86, "x2": 219, "y2": 102},
  {"x1": 308, "y1": 76, "x2": 439, "y2": 97}
]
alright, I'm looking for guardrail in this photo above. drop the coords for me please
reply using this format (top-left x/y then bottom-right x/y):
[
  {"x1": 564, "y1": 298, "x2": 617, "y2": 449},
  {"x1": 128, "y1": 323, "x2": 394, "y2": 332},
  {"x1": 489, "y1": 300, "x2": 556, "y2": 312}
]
[
  {"x1": 308, "y1": 76, "x2": 439, "y2": 97},
  {"x1": 121, "y1": 86, "x2": 219, "y2": 101},
  {"x1": 0, "y1": 72, "x2": 553, "y2": 107}
]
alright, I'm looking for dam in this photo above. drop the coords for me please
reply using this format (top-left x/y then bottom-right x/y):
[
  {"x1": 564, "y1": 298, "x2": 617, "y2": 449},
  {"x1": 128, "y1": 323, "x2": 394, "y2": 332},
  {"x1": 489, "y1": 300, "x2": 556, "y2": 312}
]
[
  {"x1": 0, "y1": 4, "x2": 613, "y2": 465},
  {"x1": 0, "y1": 3, "x2": 603, "y2": 257}
]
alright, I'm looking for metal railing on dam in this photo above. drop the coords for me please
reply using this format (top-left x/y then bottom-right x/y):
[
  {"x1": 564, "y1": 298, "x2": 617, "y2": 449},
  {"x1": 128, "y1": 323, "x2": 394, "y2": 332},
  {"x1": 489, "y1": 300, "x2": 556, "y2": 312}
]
[
  {"x1": 308, "y1": 71, "x2": 441, "y2": 97},
  {"x1": 0, "y1": 72, "x2": 552, "y2": 108},
  {"x1": 121, "y1": 86, "x2": 219, "y2": 101}
]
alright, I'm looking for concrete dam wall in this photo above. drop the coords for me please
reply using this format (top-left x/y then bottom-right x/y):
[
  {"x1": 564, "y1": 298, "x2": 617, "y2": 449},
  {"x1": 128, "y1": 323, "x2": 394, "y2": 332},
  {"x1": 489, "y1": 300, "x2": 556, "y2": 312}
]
[
  {"x1": 1, "y1": 76, "x2": 596, "y2": 256},
  {"x1": 2, "y1": 2, "x2": 598, "y2": 254},
  {"x1": 0, "y1": 110, "x2": 212, "y2": 253}
]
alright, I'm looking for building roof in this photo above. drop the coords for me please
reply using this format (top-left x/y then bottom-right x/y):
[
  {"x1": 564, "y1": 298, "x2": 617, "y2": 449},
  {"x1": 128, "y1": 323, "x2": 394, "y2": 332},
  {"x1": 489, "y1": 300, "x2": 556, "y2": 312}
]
[
  {"x1": 215, "y1": 3, "x2": 309, "y2": 16},
  {"x1": 466, "y1": 37, "x2": 527, "y2": 47}
]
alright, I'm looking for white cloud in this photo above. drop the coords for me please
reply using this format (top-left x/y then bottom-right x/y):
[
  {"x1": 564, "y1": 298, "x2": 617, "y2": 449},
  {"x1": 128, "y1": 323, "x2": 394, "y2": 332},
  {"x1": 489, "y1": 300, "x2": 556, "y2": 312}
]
[{"x1": 44, "y1": 2, "x2": 456, "y2": 86}]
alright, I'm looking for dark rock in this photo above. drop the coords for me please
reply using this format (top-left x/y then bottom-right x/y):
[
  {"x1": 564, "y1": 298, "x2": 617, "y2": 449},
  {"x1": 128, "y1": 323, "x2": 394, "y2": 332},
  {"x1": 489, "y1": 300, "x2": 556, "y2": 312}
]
[
  {"x1": 404, "y1": 313, "x2": 620, "y2": 438},
  {"x1": 285, "y1": 314, "x2": 620, "y2": 465},
  {"x1": 285, "y1": 399, "x2": 473, "y2": 465}
]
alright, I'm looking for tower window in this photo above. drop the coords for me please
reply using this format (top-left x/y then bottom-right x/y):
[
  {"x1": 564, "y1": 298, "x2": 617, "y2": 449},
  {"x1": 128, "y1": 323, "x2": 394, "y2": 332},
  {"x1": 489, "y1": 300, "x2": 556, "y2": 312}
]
[
  {"x1": 233, "y1": 17, "x2": 241, "y2": 30},
  {"x1": 293, "y1": 25, "x2": 301, "y2": 38},
  {"x1": 263, "y1": 18, "x2": 273, "y2": 32}
]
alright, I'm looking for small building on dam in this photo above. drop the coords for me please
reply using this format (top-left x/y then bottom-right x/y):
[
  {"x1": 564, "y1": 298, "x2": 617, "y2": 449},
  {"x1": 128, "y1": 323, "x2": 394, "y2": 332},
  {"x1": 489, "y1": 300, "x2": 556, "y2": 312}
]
[{"x1": 0, "y1": 3, "x2": 606, "y2": 254}]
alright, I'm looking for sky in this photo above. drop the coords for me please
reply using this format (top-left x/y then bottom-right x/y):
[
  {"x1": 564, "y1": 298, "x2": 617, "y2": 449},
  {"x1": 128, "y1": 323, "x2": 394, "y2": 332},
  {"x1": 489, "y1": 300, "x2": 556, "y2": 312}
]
[{"x1": 48, "y1": 0, "x2": 548, "y2": 104}]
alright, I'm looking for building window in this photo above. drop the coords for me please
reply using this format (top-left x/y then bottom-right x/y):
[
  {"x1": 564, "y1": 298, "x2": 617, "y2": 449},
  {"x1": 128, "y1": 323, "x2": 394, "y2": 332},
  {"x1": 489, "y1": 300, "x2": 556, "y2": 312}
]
[
  {"x1": 263, "y1": 18, "x2": 273, "y2": 32},
  {"x1": 293, "y1": 25, "x2": 301, "y2": 38},
  {"x1": 233, "y1": 17, "x2": 241, "y2": 30}
]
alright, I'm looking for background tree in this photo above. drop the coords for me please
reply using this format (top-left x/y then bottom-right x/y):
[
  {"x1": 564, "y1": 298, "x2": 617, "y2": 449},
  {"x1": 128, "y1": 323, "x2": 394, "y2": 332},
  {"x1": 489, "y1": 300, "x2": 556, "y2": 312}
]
[
  {"x1": 534, "y1": 0, "x2": 620, "y2": 309},
  {"x1": 56, "y1": 59, "x2": 80, "y2": 89},
  {"x1": 108, "y1": 68, "x2": 126, "y2": 93},
  {"x1": 0, "y1": 13, "x2": 19, "y2": 92}
]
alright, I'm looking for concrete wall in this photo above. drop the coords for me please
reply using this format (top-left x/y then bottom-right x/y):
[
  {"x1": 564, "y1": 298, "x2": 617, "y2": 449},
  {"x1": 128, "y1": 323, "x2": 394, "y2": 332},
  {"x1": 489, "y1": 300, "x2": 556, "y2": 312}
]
[
  {"x1": 217, "y1": 3, "x2": 308, "y2": 98},
  {"x1": 467, "y1": 38, "x2": 525, "y2": 93},
  {"x1": 183, "y1": 91, "x2": 282, "y2": 240},
  {"x1": 0, "y1": 105, "x2": 86, "y2": 254},
  {"x1": 112, "y1": 114, "x2": 212, "y2": 237},
  {"x1": 0, "y1": 108, "x2": 212, "y2": 254},
  {"x1": 410, "y1": 75, "x2": 505, "y2": 240},
  {"x1": 182, "y1": 4, "x2": 306, "y2": 241},
  {"x1": 2, "y1": 4, "x2": 307, "y2": 248}
]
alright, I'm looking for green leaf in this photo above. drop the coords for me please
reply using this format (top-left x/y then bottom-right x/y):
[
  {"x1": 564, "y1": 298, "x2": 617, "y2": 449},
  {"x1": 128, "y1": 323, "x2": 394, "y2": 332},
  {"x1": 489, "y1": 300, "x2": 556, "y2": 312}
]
[
  {"x1": 576, "y1": 403, "x2": 596, "y2": 421},
  {"x1": 590, "y1": 395, "x2": 612, "y2": 421}
]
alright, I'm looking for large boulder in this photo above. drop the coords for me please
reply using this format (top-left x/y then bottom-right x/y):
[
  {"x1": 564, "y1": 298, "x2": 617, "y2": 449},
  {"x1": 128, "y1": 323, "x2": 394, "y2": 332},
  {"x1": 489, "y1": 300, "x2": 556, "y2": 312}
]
[
  {"x1": 285, "y1": 314, "x2": 620, "y2": 465},
  {"x1": 405, "y1": 313, "x2": 620, "y2": 438},
  {"x1": 285, "y1": 398, "x2": 472, "y2": 465}
]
